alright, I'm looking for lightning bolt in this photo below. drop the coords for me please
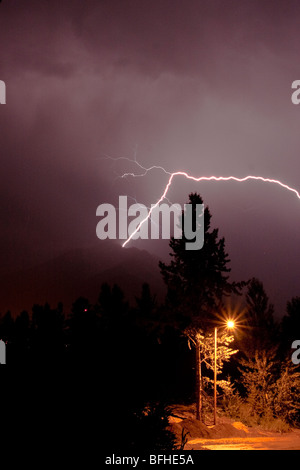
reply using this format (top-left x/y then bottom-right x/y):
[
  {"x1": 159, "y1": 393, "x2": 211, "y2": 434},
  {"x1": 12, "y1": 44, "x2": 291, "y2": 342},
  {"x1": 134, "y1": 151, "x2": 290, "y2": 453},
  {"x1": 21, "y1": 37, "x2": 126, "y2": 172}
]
[{"x1": 102, "y1": 155, "x2": 300, "y2": 248}]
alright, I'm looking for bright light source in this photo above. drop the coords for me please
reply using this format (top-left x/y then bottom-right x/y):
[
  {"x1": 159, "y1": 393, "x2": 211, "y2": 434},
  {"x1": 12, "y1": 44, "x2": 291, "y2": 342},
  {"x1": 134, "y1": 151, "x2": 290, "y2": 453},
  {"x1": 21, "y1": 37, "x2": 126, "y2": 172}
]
[{"x1": 226, "y1": 320, "x2": 235, "y2": 329}]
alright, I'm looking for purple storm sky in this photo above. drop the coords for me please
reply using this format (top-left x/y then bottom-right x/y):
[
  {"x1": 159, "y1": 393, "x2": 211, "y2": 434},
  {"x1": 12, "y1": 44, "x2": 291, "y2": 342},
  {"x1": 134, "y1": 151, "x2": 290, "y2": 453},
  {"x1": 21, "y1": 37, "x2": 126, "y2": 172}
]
[{"x1": 0, "y1": 0, "x2": 300, "y2": 316}]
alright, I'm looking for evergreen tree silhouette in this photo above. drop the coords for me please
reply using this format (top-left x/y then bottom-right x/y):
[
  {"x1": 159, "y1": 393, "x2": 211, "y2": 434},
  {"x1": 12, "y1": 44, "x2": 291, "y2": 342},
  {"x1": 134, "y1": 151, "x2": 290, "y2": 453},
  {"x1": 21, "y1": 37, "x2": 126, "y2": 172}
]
[
  {"x1": 159, "y1": 193, "x2": 242, "y2": 330},
  {"x1": 243, "y1": 277, "x2": 278, "y2": 356}
]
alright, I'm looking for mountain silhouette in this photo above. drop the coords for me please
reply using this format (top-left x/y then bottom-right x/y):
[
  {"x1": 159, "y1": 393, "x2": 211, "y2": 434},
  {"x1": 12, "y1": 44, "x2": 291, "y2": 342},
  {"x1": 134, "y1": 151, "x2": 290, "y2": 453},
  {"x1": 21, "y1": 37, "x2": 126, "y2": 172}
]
[{"x1": 0, "y1": 241, "x2": 165, "y2": 316}]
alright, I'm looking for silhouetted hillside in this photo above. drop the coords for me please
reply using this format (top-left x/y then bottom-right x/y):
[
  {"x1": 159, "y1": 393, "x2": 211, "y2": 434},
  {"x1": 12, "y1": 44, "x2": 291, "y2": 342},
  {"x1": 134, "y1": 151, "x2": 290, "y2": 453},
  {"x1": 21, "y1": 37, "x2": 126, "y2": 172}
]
[{"x1": 0, "y1": 241, "x2": 165, "y2": 316}]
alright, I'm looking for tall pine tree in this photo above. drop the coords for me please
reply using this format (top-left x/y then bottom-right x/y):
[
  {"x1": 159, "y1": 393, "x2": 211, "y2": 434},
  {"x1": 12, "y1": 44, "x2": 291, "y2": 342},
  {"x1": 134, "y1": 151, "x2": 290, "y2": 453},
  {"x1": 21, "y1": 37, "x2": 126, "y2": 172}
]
[
  {"x1": 159, "y1": 193, "x2": 243, "y2": 421},
  {"x1": 243, "y1": 277, "x2": 277, "y2": 356},
  {"x1": 159, "y1": 193, "x2": 242, "y2": 329}
]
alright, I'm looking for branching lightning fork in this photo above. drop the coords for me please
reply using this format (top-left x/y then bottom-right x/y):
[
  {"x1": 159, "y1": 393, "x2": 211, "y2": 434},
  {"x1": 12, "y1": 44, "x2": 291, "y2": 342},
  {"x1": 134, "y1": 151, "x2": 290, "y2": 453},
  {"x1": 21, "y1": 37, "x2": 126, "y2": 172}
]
[{"x1": 102, "y1": 155, "x2": 300, "y2": 248}]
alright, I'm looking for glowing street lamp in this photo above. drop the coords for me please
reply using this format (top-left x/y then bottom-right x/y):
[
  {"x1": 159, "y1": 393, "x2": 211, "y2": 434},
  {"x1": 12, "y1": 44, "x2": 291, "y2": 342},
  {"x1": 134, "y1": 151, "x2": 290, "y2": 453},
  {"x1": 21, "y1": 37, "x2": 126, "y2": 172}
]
[
  {"x1": 226, "y1": 320, "x2": 235, "y2": 329},
  {"x1": 213, "y1": 320, "x2": 235, "y2": 425}
]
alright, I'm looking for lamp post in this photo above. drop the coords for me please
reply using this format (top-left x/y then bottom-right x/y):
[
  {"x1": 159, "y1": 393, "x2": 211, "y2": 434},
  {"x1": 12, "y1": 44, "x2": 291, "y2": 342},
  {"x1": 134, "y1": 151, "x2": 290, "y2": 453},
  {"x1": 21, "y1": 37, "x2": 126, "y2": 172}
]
[
  {"x1": 213, "y1": 320, "x2": 235, "y2": 425},
  {"x1": 213, "y1": 327, "x2": 217, "y2": 425}
]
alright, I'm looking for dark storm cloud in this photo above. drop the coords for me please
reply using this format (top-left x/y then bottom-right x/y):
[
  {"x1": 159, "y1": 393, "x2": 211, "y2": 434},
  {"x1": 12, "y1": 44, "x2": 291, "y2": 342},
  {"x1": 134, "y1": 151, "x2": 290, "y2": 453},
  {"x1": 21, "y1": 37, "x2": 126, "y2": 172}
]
[
  {"x1": 0, "y1": 0, "x2": 300, "y2": 313},
  {"x1": 67, "y1": 0, "x2": 300, "y2": 74}
]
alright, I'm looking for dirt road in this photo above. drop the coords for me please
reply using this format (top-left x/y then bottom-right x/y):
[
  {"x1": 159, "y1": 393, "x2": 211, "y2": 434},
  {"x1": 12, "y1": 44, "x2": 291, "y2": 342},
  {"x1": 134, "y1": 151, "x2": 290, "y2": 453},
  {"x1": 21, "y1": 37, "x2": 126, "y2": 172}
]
[{"x1": 186, "y1": 430, "x2": 300, "y2": 450}]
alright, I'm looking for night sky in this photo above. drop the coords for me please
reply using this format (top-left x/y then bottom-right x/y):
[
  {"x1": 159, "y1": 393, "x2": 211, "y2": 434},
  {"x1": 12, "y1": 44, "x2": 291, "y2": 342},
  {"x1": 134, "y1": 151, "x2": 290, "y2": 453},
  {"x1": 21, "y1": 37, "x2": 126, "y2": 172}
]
[{"x1": 1, "y1": 0, "x2": 300, "y2": 317}]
